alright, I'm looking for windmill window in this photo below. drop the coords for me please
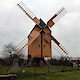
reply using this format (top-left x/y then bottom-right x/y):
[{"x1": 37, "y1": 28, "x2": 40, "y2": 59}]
[
  {"x1": 38, "y1": 44, "x2": 40, "y2": 48},
  {"x1": 44, "y1": 44, "x2": 45, "y2": 48}
]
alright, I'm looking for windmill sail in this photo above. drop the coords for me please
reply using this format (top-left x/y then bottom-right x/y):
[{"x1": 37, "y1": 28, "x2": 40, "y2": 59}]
[
  {"x1": 44, "y1": 32, "x2": 68, "y2": 55},
  {"x1": 16, "y1": 31, "x2": 40, "y2": 55},
  {"x1": 47, "y1": 7, "x2": 67, "y2": 28},
  {"x1": 17, "y1": 1, "x2": 40, "y2": 25},
  {"x1": 51, "y1": 36, "x2": 68, "y2": 55}
]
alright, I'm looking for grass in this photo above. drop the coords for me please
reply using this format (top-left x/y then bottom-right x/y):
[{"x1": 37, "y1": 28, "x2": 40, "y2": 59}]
[
  {"x1": 0, "y1": 66, "x2": 80, "y2": 80},
  {"x1": 15, "y1": 70, "x2": 80, "y2": 80}
]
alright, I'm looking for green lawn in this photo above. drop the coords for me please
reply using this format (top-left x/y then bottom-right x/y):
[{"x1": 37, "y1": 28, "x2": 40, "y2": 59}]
[{"x1": 0, "y1": 66, "x2": 80, "y2": 80}]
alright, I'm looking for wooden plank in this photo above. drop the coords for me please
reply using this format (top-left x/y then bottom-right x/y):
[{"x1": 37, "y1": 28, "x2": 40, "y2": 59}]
[
  {"x1": 28, "y1": 26, "x2": 41, "y2": 58},
  {"x1": 43, "y1": 33, "x2": 52, "y2": 58},
  {"x1": 30, "y1": 35, "x2": 41, "y2": 58},
  {"x1": 30, "y1": 30, "x2": 39, "y2": 38},
  {"x1": 0, "y1": 74, "x2": 16, "y2": 80},
  {"x1": 0, "y1": 74, "x2": 16, "y2": 77}
]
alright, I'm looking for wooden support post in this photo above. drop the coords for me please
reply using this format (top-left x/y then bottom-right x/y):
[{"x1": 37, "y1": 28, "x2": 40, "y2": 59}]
[
  {"x1": 13, "y1": 57, "x2": 18, "y2": 73},
  {"x1": 47, "y1": 61, "x2": 50, "y2": 73}
]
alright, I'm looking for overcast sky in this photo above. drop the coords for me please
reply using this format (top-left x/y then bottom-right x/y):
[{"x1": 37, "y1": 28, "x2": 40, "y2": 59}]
[{"x1": 0, "y1": 0, "x2": 80, "y2": 57}]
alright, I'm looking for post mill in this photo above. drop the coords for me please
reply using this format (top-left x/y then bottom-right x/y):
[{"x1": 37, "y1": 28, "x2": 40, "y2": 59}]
[{"x1": 16, "y1": 1, "x2": 69, "y2": 65}]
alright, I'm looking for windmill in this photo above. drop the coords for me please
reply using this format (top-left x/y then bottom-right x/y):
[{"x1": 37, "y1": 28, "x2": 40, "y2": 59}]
[{"x1": 16, "y1": 1, "x2": 69, "y2": 64}]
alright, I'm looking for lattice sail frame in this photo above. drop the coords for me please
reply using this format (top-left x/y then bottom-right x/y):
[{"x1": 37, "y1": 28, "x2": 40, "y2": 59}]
[
  {"x1": 17, "y1": 1, "x2": 40, "y2": 25},
  {"x1": 47, "y1": 7, "x2": 67, "y2": 27}
]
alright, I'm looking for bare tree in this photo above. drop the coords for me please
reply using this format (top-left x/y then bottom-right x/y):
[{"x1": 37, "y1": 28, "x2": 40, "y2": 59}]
[
  {"x1": 2, "y1": 43, "x2": 16, "y2": 58},
  {"x1": 2, "y1": 43, "x2": 25, "y2": 58},
  {"x1": 1, "y1": 43, "x2": 25, "y2": 65}
]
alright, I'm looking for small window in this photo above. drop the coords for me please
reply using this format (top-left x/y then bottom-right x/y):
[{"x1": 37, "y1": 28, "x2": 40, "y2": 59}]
[
  {"x1": 44, "y1": 44, "x2": 45, "y2": 48},
  {"x1": 38, "y1": 44, "x2": 40, "y2": 48}
]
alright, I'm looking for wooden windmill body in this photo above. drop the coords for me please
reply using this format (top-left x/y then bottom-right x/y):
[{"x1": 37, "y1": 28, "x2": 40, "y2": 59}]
[
  {"x1": 28, "y1": 19, "x2": 52, "y2": 58},
  {"x1": 16, "y1": 2, "x2": 69, "y2": 60}
]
